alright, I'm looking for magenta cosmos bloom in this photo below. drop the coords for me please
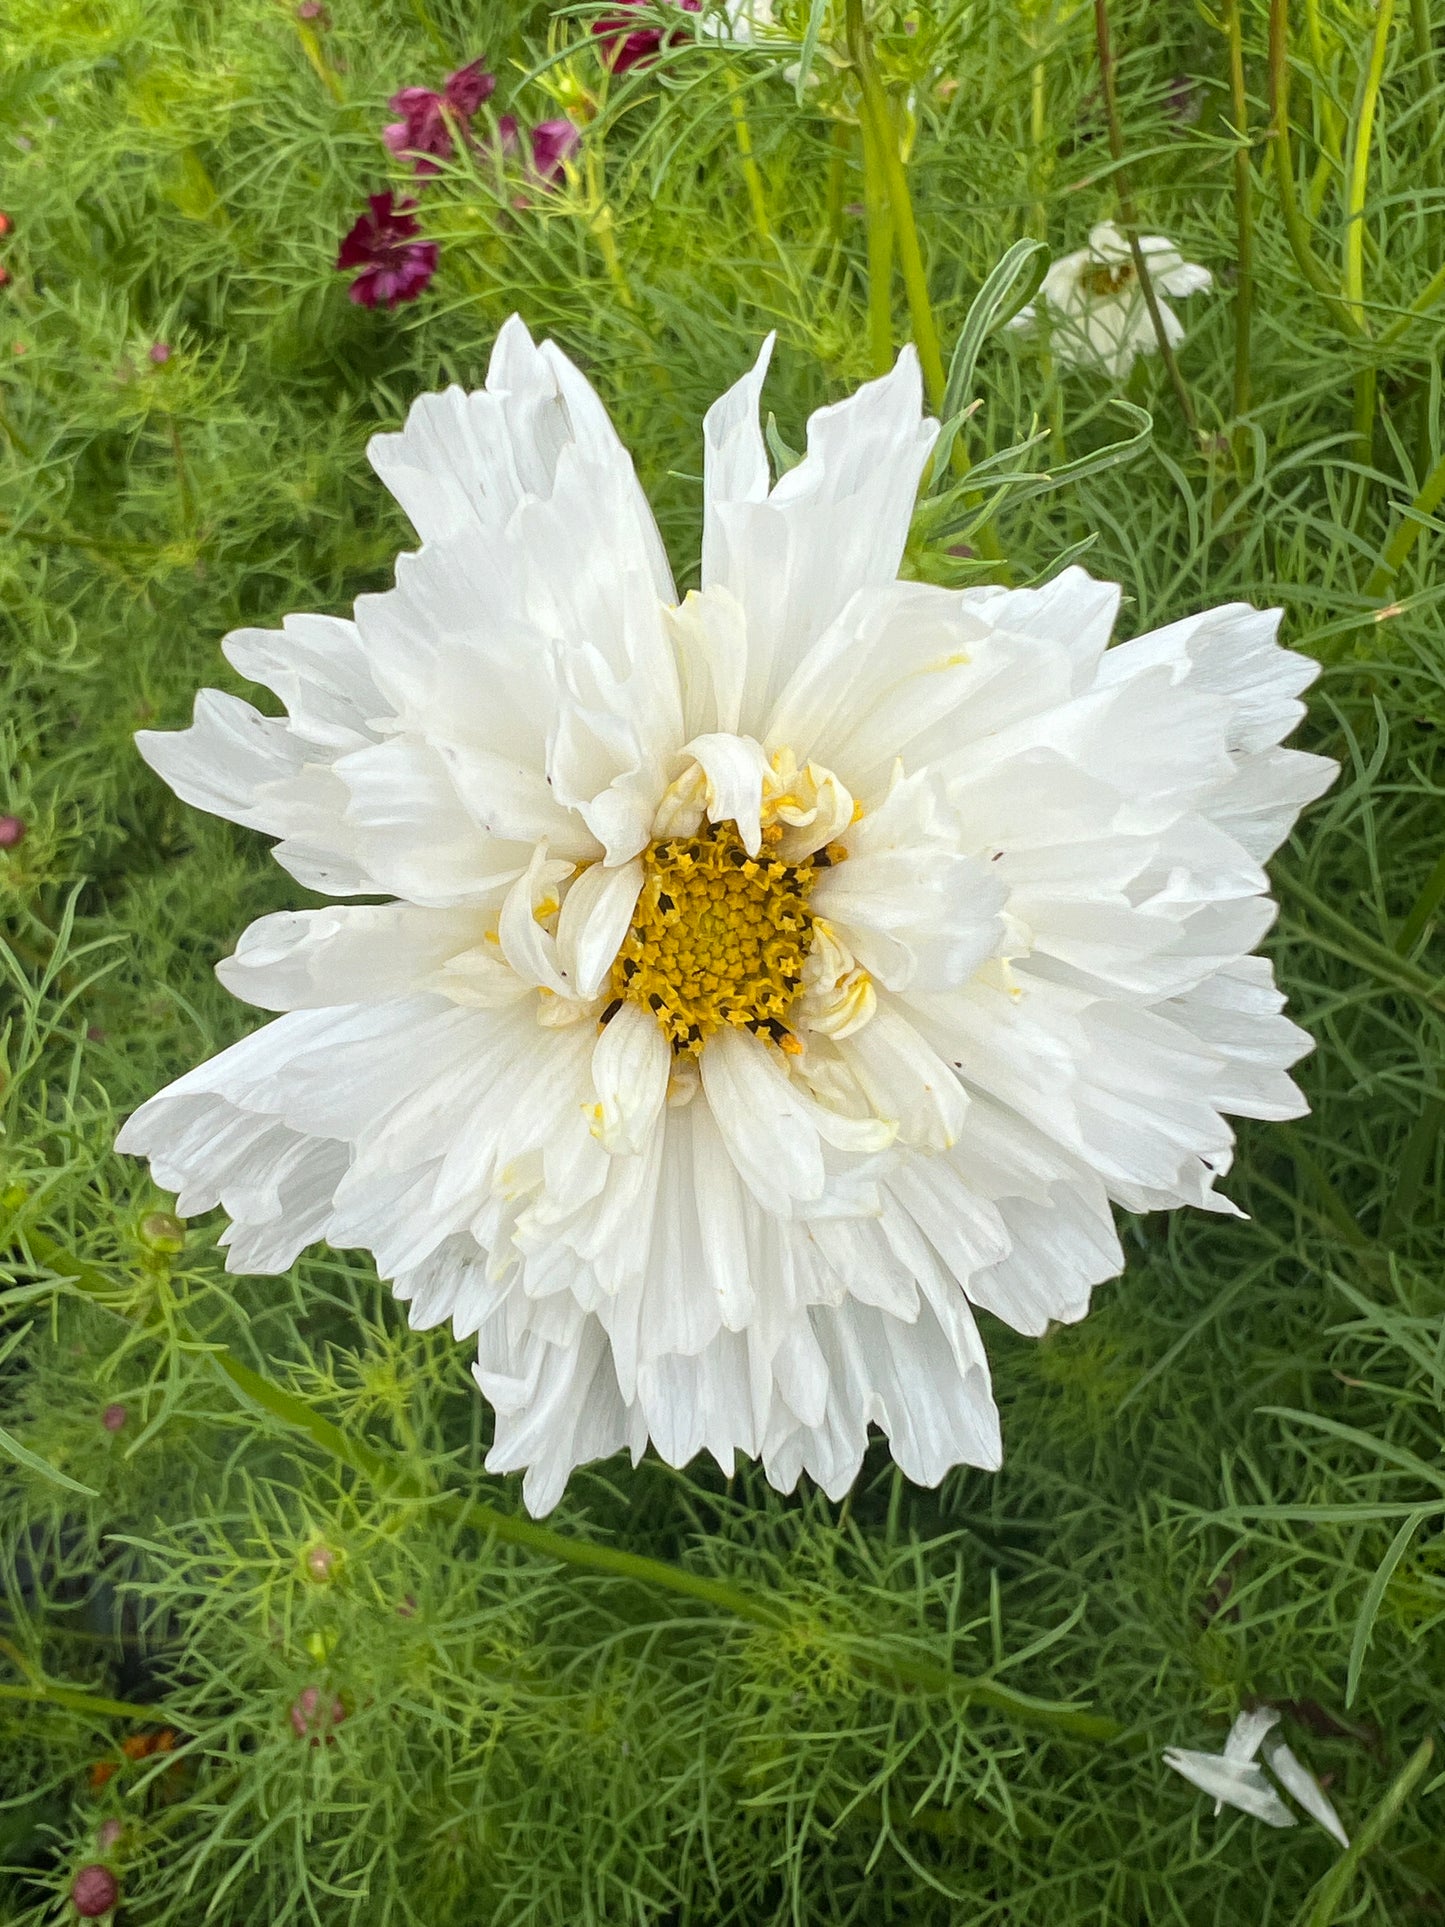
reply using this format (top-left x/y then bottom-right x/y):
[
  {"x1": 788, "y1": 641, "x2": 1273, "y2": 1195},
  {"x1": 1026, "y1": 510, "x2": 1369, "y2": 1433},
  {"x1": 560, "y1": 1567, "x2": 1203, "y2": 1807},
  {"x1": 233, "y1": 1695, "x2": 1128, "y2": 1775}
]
[
  {"x1": 592, "y1": 0, "x2": 700, "y2": 73},
  {"x1": 336, "y1": 193, "x2": 438, "y2": 309},
  {"x1": 497, "y1": 114, "x2": 580, "y2": 186},
  {"x1": 383, "y1": 58, "x2": 495, "y2": 174}
]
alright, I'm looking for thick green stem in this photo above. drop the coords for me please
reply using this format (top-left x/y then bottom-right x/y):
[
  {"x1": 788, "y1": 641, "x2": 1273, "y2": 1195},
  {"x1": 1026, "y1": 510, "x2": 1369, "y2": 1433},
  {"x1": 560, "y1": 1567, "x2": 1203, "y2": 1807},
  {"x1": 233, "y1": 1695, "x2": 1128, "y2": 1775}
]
[
  {"x1": 858, "y1": 104, "x2": 897, "y2": 376},
  {"x1": 724, "y1": 67, "x2": 774, "y2": 253},
  {"x1": 1092, "y1": 0, "x2": 1199, "y2": 436},
  {"x1": 1222, "y1": 0, "x2": 1255, "y2": 438},
  {"x1": 845, "y1": 0, "x2": 947, "y2": 411},
  {"x1": 1343, "y1": 0, "x2": 1397, "y2": 324},
  {"x1": 12, "y1": 1230, "x2": 1124, "y2": 1745},
  {"x1": 1363, "y1": 441, "x2": 1445, "y2": 592}
]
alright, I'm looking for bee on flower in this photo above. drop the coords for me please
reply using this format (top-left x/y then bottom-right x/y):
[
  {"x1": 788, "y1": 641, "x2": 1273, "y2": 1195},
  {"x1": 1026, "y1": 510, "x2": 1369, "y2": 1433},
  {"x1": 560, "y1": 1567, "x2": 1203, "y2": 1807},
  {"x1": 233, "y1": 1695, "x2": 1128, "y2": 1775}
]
[{"x1": 119, "y1": 318, "x2": 1332, "y2": 1514}]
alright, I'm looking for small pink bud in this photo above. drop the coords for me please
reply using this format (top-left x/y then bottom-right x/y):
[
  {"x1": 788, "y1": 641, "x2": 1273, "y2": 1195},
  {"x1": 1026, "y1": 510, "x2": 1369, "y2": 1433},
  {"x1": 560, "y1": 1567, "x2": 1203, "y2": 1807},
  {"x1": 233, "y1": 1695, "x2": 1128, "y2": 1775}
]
[
  {"x1": 304, "y1": 1543, "x2": 338, "y2": 1582},
  {"x1": 71, "y1": 1864, "x2": 119, "y2": 1917},
  {"x1": 101, "y1": 1404, "x2": 127, "y2": 1433},
  {"x1": 397, "y1": 1592, "x2": 418, "y2": 1618},
  {"x1": 148, "y1": 341, "x2": 171, "y2": 364},
  {"x1": 0, "y1": 815, "x2": 26, "y2": 849},
  {"x1": 95, "y1": 1819, "x2": 123, "y2": 1852},
  {"x1": 289, "y1": 1685, "x2": 346, "y2": 1743}
]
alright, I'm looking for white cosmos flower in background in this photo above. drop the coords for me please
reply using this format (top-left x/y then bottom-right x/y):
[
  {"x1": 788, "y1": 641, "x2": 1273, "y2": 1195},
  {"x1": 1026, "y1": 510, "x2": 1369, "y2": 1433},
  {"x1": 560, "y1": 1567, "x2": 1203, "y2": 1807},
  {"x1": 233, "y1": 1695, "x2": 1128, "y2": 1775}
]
[
  {"x1": 117, "y1": 315, "x2": 1334, "y2": 1515},
  {"x1": 1012, "y1": 219, "x2": 1213, "y2": 379},
  {"x1": 1164, "y1": 1707, "x2": 1350, "y2": 1846}
]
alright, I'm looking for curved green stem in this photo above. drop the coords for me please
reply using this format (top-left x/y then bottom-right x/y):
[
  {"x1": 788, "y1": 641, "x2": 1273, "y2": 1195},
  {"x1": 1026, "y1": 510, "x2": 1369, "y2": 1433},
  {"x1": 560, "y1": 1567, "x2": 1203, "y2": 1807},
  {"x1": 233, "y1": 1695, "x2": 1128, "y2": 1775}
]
[{"x1": 1343, "y1": 0, "x2": 1397, "y2": 324}]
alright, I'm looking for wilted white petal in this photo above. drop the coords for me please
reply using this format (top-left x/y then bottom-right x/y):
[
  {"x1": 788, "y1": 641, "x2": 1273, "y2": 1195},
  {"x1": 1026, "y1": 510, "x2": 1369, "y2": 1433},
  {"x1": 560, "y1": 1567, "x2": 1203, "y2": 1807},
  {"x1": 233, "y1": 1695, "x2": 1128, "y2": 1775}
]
[
  {"x1": 1163, "y1": 1748, "x2": 1298, "y2": 1829},
  {"x1": 1262, "y1": 1734, "x2": 1351, "y2": 1847}
]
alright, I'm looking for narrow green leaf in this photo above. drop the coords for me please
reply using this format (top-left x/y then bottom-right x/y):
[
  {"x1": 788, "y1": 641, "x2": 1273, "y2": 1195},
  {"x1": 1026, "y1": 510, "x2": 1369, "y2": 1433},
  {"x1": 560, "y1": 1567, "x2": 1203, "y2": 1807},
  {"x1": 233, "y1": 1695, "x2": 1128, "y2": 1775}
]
[
  {"x1": 794, "y1": 0, "x2": 830, "y2": 102},
  {"x1": 0, "y1": 1423, "x2": 99, "y2": 1498},
  {"x1": 1345, "y1": 1507, "x2": 1429, "y2": 1707},
  {"x1": 940, "y1": 237, "x2": 1049, "y2": 425}
]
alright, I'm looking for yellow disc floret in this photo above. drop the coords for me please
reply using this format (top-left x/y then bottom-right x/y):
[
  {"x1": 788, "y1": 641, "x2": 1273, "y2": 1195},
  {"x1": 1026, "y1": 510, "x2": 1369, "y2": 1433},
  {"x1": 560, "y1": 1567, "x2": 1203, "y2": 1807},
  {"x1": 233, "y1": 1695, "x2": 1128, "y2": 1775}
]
[{"x1": 607, "y1": 820, "x2": 844, "y2": 1055}]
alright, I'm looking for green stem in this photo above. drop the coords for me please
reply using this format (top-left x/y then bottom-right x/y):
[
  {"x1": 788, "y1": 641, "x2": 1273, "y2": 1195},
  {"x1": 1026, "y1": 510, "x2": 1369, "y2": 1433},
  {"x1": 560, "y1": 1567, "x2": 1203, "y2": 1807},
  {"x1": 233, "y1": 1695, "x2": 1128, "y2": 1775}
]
[
  {"x1": 1303, "y1": 0, "x2": 1346, "y2": 154},
  {"x1": 825, "y1": 119, "x2": 851, "y2": 244},
  {"x1": 845, "y1": 0, "x2": 1004, "y2": 564},
  {"x1": 1268, "y1": 0, "x2": 1368, "y2": 328},
  {"x1": 724, "y1": 66, "x2": 774, "y2": 253},
  {"x1": 1092, "y1": 0, "x2": 1199, "y2": 436},
  {"x1": 1029, "y1": 31, "x2": 1049, "y2": 239},
  {"x1": 1293, "y1": 1737, "x2": 1434, "y2": 1927},
  {"x1": 13, "y1": 1231, "x2": 1122, "y2": 1746},
  {"x1": 1377, "y1": 255, "x2": 1445, "y2": 345},
  {"x1": 845, "y1": 0, "x2": 947, "y2": 411},
  {"x1": 0, "y1": 1681, "x2": 162, "y2": 1722},
  {"x1": 858, "y1": 104, "x2": 897, "y2": 375},
  {"x1": 1222, "y1": 0, "x2": 1255, "y2": 439},
  {"x1": 288, "y1": 8, "x2": 345, "y2": 103},
  {"x1": 1343, "y1": 0, "x2": 1397, "y2": 324},
  {"x1": 1362, "y1": 441, "x2": 1445, "y2": 592},
  {"x1": 1352, "y1": 362, "x2": 1378, "y2": 468}
]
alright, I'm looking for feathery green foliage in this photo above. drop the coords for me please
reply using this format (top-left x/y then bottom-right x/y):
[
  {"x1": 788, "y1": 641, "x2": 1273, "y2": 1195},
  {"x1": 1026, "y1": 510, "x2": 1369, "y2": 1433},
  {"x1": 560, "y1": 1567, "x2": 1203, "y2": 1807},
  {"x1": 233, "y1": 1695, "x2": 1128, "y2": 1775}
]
[{"x1": 2, "y1": 0, "x2": 1444, "y2": 1919}]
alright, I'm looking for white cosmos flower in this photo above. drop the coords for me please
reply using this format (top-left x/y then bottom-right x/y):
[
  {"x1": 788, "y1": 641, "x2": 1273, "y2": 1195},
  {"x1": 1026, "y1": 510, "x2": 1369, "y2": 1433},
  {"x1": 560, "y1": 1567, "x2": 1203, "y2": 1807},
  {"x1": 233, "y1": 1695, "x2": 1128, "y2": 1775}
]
[
  {"x1": 1164, "y1": 1707, "x2": 1350, "y2": 1846},
  {"x1": 117, "y1": 316, "x2": 1334, "y2": 1515},
  {"x1": 1012, "y1": 220, "x2": 1213, "y2": 379}
]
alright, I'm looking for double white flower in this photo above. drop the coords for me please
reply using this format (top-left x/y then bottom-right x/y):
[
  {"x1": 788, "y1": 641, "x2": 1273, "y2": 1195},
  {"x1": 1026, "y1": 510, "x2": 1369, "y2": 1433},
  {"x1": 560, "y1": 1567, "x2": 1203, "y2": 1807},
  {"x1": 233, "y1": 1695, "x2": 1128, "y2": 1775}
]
[
  {"x1": 118, "y1": 318, "x2": 1333, "y2": 1513},
  {"x1": 1014, "y1": 220, "x2": 1213, "y2": 379}
]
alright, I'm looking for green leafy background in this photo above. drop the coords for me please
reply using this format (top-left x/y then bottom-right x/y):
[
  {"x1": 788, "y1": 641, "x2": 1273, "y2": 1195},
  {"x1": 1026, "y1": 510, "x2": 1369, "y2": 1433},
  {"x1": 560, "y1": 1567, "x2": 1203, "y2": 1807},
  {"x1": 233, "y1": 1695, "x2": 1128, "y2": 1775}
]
[{"x1": 2, "y1": 1, "x2": 1443, "y2": 1920}]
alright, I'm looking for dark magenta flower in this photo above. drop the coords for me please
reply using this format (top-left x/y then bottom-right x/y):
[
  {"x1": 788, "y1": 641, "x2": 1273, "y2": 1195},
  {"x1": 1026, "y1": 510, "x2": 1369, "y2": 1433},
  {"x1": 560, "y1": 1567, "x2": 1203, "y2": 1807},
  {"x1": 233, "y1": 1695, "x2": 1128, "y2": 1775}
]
[
  {"x1": 497, "y1": 114, "x2": 580, "y2": 187},
  {"x1": 336, "y1": 193, "x2": 438, "y2": 309},
  {"x1": 592, "y1": 0, "x2": 701, "y2": 74},
  {"x1": 383, "y1": 59, "x2": 495, "y2": 174}
]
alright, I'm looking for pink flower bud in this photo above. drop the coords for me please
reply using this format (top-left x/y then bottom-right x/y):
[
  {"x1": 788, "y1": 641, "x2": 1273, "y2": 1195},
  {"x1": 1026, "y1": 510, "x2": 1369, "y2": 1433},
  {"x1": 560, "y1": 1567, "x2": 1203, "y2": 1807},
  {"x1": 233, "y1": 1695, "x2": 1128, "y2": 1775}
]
[
  {"x1": 71, "y1": 1864, "x2": 120, "y2": 1917},
  {"x1": 95, "y1": 1819, "x2": 123, "y2": 1852},
  {"x1": 148, "y1": 341, "x2": 171, "y2": 364},
  {"x1": 290, "y1": 1685, "x2": 346, "y2": 1742},
  {"x1": 0, "y1": 815, "x2": 26, "y2": 849},
  {"x1": 101, "y1": 1404, "x2": 127, "y2": 1433},
  {"x1": 304, "y1": 1543, "x2": 338, "y2": 1582}
]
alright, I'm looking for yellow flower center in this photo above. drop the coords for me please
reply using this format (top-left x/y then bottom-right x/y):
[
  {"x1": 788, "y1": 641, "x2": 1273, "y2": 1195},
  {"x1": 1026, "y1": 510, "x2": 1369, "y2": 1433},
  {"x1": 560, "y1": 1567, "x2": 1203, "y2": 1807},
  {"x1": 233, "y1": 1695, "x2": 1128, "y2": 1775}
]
[
  {"x1": 607, "y1": 820, "x2": 842, "y2": 1055},
  {"x1": 1080, "y1": 260, "x2": 1135, "y2": 298}
]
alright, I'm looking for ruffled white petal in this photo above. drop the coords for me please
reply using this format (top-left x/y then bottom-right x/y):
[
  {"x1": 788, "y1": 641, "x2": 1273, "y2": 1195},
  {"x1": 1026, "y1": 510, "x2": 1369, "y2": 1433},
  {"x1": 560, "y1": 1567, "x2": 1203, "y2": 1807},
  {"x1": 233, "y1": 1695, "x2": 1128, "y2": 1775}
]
[
  {"x1": 703, "y1": 342, "x2": 939, "y2": 728},
  {"x1": 120, "y1": 323, "x2": 1334, "y2": 1519}
]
